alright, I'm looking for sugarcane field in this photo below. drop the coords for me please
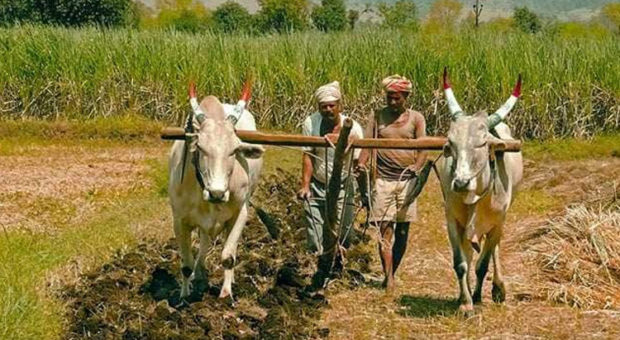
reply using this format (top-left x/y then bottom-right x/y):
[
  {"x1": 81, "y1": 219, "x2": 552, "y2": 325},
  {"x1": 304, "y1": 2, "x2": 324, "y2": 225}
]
[{"x1": 1, "y1": 1, "x2": 619, "y2": 339}]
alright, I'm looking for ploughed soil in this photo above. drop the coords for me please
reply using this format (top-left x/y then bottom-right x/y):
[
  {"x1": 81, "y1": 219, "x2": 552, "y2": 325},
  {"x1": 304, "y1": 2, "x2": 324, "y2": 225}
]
[{"x1": 60, "y1": 168, "x2": 375, "y2": 339}]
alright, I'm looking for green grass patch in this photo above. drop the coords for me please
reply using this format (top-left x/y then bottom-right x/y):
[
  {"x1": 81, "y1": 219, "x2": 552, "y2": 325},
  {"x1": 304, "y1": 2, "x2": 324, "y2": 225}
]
[
  {"x1": 145, "y1": 157, "x2": 170, "y2": 198},
  {"x1": 0, "y1": 194, "x2": 168, "y2": 339},
  {"x1": 512, "y1": 188, "x2": 562, "y2": 216},
  {"x1": 0, "y1": 115, "x2": 163, "y2": 141},
  {"x1": 523, "y1": 134, "x2": 620, "y2": 161},
  {"x1": 261, "y1": 145, "x2": 301, "y2": 175}
]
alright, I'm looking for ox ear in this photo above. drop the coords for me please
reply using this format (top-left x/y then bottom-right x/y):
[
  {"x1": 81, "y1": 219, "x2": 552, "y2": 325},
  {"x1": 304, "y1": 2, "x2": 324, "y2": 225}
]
[{"x1": 237, "y1": 143, "x2": 264, "y2": 159}]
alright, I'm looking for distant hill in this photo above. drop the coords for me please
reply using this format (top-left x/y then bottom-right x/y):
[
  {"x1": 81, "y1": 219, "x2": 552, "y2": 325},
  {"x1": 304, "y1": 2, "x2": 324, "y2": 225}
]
[
  {"x1": 139, "y1": 0, "x2": 617, "y2": 21},
  {"x1": 352, "y1": 0, "x2": 617, "y2": 21}
]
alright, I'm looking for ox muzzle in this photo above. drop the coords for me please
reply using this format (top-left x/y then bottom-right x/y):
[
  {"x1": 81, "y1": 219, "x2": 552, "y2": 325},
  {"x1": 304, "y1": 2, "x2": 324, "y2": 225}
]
[
  {"x1": 452, "y1": 178, "x2": 470, "y2": 192},
  {"x1": 203, "y1": 187, "x2": 230, "y2": 203}
]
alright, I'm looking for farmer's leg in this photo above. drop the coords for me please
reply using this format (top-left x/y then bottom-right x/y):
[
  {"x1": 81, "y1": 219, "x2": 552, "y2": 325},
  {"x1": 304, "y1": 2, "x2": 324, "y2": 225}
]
[
  {"x1": 379, "y1": 220, "x2": 396, "y2": 291},
  {"x1": 338, "y1": 179, "x2": 357, "y2": 248},
  {"x1": 304, "y1": 179, "x2": 326, "y2": 254},
  {"x1": 392, "y1": 177, "x2": 417, "y2": 275},
  {"x1": 392, "y1": 222, "x2": 410, "y2": 274},
  {"x1": 371, "y1": 178, "x2": 398, "y2": 291}
]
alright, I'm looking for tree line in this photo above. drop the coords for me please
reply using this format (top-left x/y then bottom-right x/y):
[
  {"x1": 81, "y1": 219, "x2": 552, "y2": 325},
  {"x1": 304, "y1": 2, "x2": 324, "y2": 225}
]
[{"x1": 1, "y1": 0, "x2": 619, "y2": 36}]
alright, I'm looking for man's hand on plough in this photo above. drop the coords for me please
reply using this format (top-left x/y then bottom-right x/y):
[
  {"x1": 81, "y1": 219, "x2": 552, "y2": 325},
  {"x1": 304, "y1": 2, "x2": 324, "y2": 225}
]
[
  {"x1": 406, "y1": 163, "x2": 422, "y2": 177},
  {"x1": 297, "y1": 186, "x2": 312, "y2": 200}
]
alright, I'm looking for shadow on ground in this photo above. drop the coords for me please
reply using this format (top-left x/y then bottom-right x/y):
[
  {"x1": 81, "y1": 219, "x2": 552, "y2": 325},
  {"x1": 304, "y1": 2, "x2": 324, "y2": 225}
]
[{"x1": 397, "y1": 295, "x2": 460, "y2": 318}]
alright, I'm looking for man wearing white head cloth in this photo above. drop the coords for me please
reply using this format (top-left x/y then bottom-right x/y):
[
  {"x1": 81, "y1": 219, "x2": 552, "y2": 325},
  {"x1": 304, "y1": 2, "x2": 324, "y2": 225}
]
[{"x1": 297, "y1": 81, "x2": 365, "y2": 255}]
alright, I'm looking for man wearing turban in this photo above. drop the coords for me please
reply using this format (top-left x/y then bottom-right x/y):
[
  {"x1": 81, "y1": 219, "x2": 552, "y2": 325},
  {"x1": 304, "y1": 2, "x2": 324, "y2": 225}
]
[
  {"x1": 297, "y1": 81, "x2": 364, "y2": 255},
  {"x1": 357, "y1": 75, "x2": 427, "y2": 292}
]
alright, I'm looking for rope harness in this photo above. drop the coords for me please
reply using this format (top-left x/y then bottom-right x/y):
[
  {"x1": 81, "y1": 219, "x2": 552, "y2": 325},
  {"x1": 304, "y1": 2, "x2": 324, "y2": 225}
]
[{"x1": 192, "y1": 151, "x2": 207, "y2": 191}]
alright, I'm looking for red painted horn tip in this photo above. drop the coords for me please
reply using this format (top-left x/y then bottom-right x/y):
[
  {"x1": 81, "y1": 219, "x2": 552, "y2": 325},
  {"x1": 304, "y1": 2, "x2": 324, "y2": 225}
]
[
  {"x1": 443, "y1": 67, "x2": 451, "y2": 90},
  {"x1": 188, "y1": 81, "x2": 196, "y2": 98},
  {"x1": 240, "y1": 80, "x2": 252, "y2": 102},
  {"x1": 512, "y1": 74, "x2": 522, "y2": 97}
]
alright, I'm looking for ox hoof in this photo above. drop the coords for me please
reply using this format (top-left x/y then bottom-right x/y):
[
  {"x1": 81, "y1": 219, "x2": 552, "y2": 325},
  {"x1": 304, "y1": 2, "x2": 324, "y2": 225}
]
[
  {"x1": 492, "y1": 282, "x2": 506, "y2": 303},
  {"x1": 219, "y1": 287, "x2": 232, "y2": 299},
  {"x1": 175, "y1": 298, "x2": 190, "y2": 309},
  {"x1": 459, "y1": 304, "x2": 475, "y2": 318},
  {"x1": 219, "y1": 289, "x2": 237, "y2": 307}
]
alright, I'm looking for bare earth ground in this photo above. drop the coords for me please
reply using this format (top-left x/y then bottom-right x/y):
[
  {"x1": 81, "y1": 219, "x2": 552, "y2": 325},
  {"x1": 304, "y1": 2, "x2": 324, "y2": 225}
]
[
  {"x1": 0, "y1": 140, "x2": 163, "y2": 233},
  {"x1": 1, "y1": 140, "x2": 618, "y2": 339}
]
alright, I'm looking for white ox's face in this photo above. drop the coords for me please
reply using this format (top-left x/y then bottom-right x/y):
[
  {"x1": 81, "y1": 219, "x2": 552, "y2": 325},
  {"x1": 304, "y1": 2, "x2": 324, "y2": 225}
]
[
  {"x1": 444, "y1": 111, "x2": 492, "y2": 194},
  {"x1": 190, "y1": 118, "x2": 263, "y2": 203},
  {"x1": 441, "y1": 68, "x2": 520, "y2": 202}
]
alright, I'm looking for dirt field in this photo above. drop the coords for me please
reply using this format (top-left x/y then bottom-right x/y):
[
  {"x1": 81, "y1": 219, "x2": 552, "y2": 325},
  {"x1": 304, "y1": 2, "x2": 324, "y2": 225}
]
[{"x1": 1, "y1": 138, "x2": 618, "y2": 339}]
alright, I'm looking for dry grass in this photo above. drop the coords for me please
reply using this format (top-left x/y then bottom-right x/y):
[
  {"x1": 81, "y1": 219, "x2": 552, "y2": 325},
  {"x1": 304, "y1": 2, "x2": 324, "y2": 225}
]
[
  {"x1": 0, "y1": 139, "x2": 166, "y2": 232},
  {"x1": 518, "y1": 157, "x2": 620, "y2": 209},
  {"x1": 523, "y1": 196, "x2": 619, "y2": 310}
]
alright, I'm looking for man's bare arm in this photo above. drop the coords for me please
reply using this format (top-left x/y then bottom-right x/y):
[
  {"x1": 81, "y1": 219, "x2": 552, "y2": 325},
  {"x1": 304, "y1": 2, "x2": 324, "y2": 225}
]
[
  {"x1": 297, "y1": 153, "x2": 313, "y2": 199},
  {"x1": 357, "y1": 114, "x2": 375, "y2": 168},
  {"x1": 412, "y1": 112, "x2": 428, "y2": 172}
]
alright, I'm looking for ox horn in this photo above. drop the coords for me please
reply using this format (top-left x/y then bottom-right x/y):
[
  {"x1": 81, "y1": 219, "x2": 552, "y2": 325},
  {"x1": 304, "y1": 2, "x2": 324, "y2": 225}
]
[
  {"x1": 240, "y1": 74, "x2": 253, "y2": 104},
  {"x1": 189, "y1": 81, "x2": 206, "y2": 123},
  {"x1": 443, "y1": 67, "x2": 464, "y2": 120},
  {"x1": 488, "y1": 74, "x2": 522, "y2": 129},
  {"x1": 227, "y1": 74, "x2": 254, "y2": 125}
]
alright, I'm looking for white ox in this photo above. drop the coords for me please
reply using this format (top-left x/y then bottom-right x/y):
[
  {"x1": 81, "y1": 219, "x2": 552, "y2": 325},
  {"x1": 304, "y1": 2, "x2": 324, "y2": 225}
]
[
  {"x1": 168, "y1": 83, "x2": 264, "y2": 300},
  {"x1": 438, "y1": 69, "x2": 523, "y2": 314}
]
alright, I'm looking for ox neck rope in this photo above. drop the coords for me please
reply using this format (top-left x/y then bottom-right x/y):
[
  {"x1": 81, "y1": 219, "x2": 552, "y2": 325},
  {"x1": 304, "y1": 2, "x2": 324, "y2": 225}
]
[
  {"x1": 192, "y1": 151, "x2": 207, "y2": 191},
  {"x1": 183, "y1": 110, "x2": 207, "y2": 191}
]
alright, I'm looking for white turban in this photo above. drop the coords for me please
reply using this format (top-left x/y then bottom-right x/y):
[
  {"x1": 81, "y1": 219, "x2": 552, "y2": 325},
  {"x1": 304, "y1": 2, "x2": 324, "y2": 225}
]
[{"x1": 314, "y1": 81, "x2": 342, "y2": 103}]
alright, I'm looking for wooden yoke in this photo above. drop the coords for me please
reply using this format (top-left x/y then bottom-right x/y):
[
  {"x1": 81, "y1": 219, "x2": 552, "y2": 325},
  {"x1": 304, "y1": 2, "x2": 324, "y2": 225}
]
[{"x1": 161, "y1": 127, "x2": 522, "y2": 152}]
